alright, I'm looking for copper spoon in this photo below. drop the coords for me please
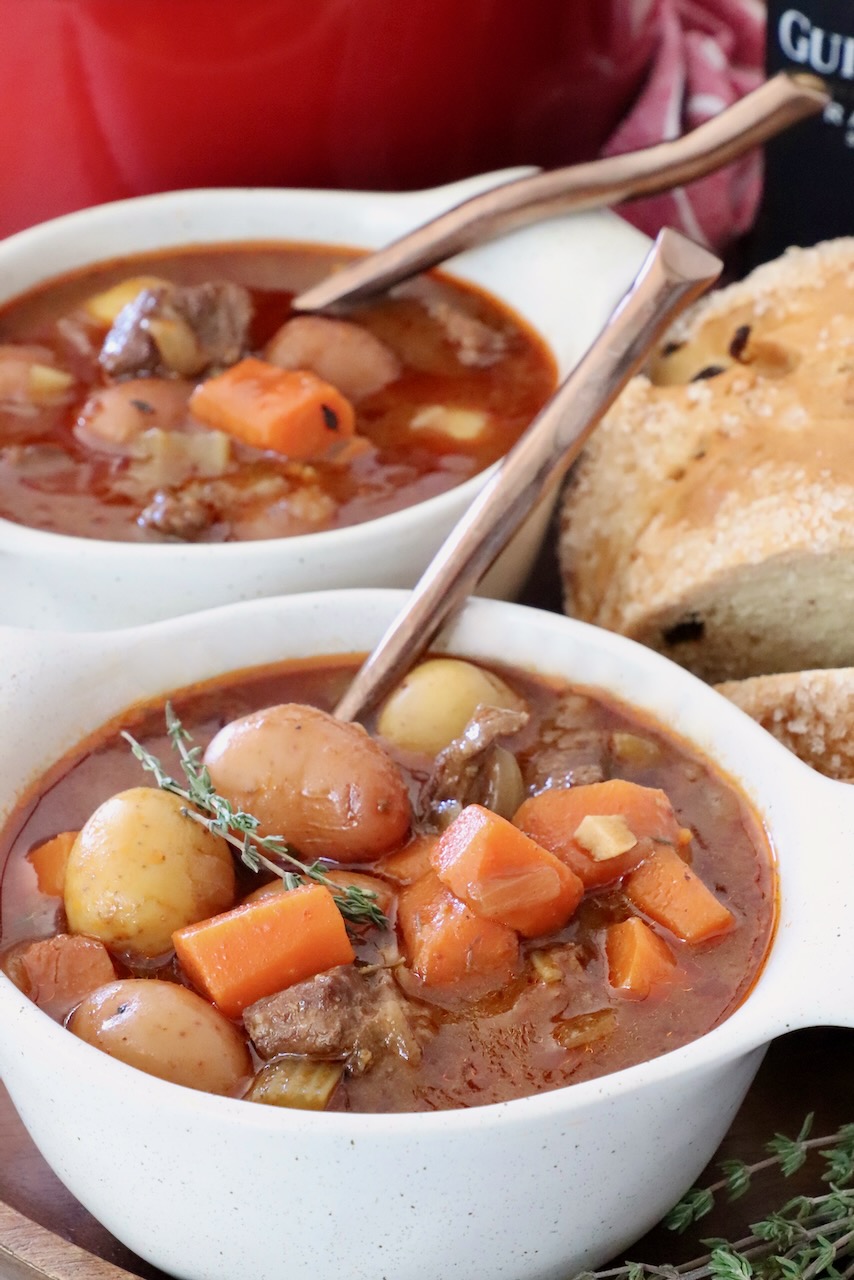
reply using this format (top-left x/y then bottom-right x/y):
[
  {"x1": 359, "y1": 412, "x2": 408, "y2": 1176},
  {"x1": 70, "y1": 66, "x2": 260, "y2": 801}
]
[
  {"x1": 334, "y1": 228, "x2": 721, "y2": 723},
  {"x1": 294, "y1": 72, "x2": 823, "y2": 314}
]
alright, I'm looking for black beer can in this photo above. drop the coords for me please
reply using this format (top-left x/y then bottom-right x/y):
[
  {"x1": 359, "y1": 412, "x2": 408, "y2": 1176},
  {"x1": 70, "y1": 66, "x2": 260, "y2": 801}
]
[{"x1": 754, "y1": 1, "x2": 854, "y2": 261}]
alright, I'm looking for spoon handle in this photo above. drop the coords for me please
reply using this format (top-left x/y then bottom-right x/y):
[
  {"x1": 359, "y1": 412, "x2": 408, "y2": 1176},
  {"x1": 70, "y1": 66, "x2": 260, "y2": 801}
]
[
  {"x1": 334, "y1": 229, "x2": 721, "y2": 723},
  {"x1": 294, "y1": 73, "x2": 823, "y2": 313}
]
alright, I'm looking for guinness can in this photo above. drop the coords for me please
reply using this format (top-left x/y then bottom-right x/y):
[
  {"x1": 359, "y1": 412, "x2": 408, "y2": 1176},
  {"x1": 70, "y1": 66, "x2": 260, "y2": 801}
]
[{"x1": 755, "y1": 1, "x2": 854, "y2": 260}]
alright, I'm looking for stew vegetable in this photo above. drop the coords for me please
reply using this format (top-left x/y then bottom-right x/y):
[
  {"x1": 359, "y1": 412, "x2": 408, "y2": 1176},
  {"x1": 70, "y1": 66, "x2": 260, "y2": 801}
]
[
  {"x1": 0, "y1": 655, "x2": 776, "y2": 1112},
  {"x1": 0, "y1": 245, "x2": 556, "y2": 542}
]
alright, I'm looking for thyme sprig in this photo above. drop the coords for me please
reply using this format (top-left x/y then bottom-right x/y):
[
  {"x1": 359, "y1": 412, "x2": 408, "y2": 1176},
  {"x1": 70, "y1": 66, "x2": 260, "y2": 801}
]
[
  {"x1": 574, "y1": 1116, "x2": 854, "y2": 1280},
  {"x1": 122, "y1": 703, "x2": 388, "y2": 930}
]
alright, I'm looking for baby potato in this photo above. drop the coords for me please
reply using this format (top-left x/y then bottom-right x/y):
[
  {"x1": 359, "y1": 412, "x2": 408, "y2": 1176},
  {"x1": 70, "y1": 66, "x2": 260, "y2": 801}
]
[
  {"x1": 204, "y1": 704, "x2": 411, "y2": 863},
  {"x1": 82, "y1": 276, "x2": 169, "y2": 326},
  {"x1": 377, "y1": 658, "x2": 525, "y2": 756},
  {"x1": 64, "y1": 787, "x2": 235, "y2": 959},
  {"x1": 69, "y1": 979, "x2": 251, "y2": 1095}
]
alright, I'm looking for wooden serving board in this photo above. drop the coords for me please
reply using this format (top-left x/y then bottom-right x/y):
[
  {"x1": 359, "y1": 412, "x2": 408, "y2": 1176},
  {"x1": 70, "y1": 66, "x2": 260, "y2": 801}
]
[
  {"x1": 0, "y1": 1081, "x2": 167, "y2": 1280},
  {"x1": 3, "y1": 1029, "x2": 854, "y2": 1280}
]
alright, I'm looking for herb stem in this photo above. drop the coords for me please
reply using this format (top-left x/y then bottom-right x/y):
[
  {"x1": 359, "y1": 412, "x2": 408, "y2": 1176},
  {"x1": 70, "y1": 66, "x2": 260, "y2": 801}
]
[
  {"x1": 574, "y1": 1118, "x2": 854, "y2": 1280},
  {"x1": 123, "y1": 705, "x2": 389, "y2": 930},
  {"x1": 702, "y1": 1135, "x2": 850, "y2": 1199}
]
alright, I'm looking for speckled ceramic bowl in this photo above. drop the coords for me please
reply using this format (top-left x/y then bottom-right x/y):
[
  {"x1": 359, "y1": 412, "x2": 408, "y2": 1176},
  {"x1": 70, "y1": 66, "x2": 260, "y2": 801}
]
[
  {"x1": 0, "y1": 589, "x2": 851, "y2": 1280},
  {"x1": 0, "y1": 176, "x2": 649, "y2": 630}
]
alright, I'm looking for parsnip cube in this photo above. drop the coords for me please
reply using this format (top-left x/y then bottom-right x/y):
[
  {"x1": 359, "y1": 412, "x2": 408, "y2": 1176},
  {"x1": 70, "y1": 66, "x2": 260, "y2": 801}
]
[
  {"x1": 133, "y1": 428, "x2": 231, "y2": 486},
  {"x1": 410, "y1": 405, "x2": 488, "y2": 441},
  {"x1": 611, "y1": 732, "x2": 661, "y2": 766},
  {"x1": 573, "y1": 813, "x2": 638, "y2": 861},
  {"x1": 27, "y1": 363, "x2": 74, "y2": 403},
  {"x1": 530, "y1": 949, "x2": 563, "y2": 984}
]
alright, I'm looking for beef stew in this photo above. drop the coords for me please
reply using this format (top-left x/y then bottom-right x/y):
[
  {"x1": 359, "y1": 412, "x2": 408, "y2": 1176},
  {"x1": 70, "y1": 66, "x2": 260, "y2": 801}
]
[
  {"x1": 0, "y1": 245, "x2": 556, "y2": 542},
  {"x1": 0, "y1": 652, "x2": 777, "y2": 1113}
]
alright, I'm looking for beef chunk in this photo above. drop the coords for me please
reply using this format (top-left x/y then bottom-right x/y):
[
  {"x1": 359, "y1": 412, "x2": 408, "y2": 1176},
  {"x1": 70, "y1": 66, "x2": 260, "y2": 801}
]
[
  {"x1": 426, "y1": 298, "x2": 508, "y2": 368},
  {"x1": 244, "y1": 966, "x2": 424, "y2": 1071},
  {"x1": 100, "y1": 282, "x2": 252, "y2": 379},
  {"x1": 524, "y1": 737, "x2": 608, "y2": 791},
  {"x1": 137, "y1": 484, "x2": 223, "y2": 540},
  {"x1": 420, "y1": 704, "x2": 528, "y2": 825},
  {"x1": 523, "y1": 693, "x2": 610, "y2": 791}
]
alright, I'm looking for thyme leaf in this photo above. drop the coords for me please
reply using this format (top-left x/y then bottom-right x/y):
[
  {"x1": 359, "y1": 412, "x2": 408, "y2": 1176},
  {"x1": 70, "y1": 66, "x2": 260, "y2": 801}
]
[
  {"x1": 574, "y1": 1119, "x2": 854, "y2": 1280},
  {"x1": 122, "y1": 703, "x2": 389, "y2": 931}
]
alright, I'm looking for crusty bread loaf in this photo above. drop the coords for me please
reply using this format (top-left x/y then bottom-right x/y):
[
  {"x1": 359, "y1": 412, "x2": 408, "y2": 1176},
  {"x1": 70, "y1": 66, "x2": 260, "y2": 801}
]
[
  {"x1": 716, "y1": 669, "x2": 854, "y2": 781},
  {"x1": 560, "y1": 238, "x2": 854, "y2": 683}
]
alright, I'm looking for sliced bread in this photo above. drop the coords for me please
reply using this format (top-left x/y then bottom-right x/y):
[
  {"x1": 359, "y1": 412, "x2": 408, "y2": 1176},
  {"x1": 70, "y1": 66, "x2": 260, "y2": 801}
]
[
  {"x1": 716, "y1": 669, "x2": 854, "y2": 782},
  {"x1": 560, "y1": 238, "x2": 854, "y2": 683}
]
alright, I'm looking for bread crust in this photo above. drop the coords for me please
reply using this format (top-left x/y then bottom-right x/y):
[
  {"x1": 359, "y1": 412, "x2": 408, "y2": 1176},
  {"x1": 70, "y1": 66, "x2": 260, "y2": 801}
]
[
  {"x1": 716, "y1": 669, "x2": 854, "y2": 782},
  {"x1": 560, "y1": 238, "x2": 854, "y2": 682}
]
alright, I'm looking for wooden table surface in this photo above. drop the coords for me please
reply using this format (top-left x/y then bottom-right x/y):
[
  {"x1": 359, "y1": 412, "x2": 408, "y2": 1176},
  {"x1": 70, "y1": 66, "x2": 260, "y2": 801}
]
[{"x1": 2, "y1": 535, "x2": 852, "y2": 1279}]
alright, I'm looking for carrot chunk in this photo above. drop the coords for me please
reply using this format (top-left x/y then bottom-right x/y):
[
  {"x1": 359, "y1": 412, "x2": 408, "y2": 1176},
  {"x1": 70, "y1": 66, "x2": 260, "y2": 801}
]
[
  {"x1": 26, "y1": 830, "x2": 77, "y2": 898},
  {"x1": 513, "y1": 779, "x2": 687, "y2": 889},
  {"x1": 431, "y1": 804, "x2": 583, "y2": 937},
  {"x1": 2, "y1": 934, "x2": 116, "y2": 1021},
  {"x1": 172, "y1": 883, "x2": 355, "y2": 1019},
  {"x1": 624, "y1": 843, "x2": 735, "y2": 943},
  {"x1": 189, "y1": 356, "x2": 356, "y2": 459},
  {"x1": 379, "y1": 834, "x2": 438, "y2": 886},
  {"x1": 606, "y1": 917, "x2": 676, "y2": 998},
  {"x1": 242, "y1": 870, "x2": 394, "y2": 924},
  {"x1": 398, "y1": 872, "x2": 519, "y2": 1000}
]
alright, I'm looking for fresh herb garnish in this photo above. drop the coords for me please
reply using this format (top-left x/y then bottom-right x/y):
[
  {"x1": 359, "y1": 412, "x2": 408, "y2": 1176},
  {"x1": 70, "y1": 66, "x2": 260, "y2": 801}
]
[
  {"x1": 574, "y1": 1115, "x2": 854, "y2": 1280},
  {"x1": 122, "y1": 703, "x2": 388, "y2": 930}
]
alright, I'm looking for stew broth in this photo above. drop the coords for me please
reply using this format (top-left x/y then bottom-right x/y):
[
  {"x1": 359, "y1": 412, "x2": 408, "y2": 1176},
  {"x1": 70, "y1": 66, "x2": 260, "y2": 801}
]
[
  {"x1": 0, "y1": 245, "x2": 556, "y2": 542},
  {"x1": 0, "y1": 656, "x2": 776, "y2": 1112}
]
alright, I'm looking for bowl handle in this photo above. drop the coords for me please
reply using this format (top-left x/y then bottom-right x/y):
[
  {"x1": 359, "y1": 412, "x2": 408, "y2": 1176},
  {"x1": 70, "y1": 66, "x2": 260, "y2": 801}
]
[{"x1": 767, "y1": 766, "x2": 854, "y2": 1033}]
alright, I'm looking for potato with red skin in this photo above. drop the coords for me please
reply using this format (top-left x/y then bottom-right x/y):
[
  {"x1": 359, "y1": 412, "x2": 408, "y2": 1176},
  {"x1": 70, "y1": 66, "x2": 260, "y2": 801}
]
[
  {"x1": 69, "y1": 979, "x2": 251, "y2": 1095},
  {"x1": 264, "y1": 315, "x2": 401, "y2": 402},
  {"x1": 204, "y1": 703, "x2": 411, "y2": 863},
  {"x1": 75, "y1": 377, "x2": 191, "y2": 452}
]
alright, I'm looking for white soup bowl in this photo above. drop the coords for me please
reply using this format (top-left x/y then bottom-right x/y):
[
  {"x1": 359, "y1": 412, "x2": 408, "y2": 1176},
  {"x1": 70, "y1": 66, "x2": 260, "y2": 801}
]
[
  {"x1": 0, "y1": 590, "x2": 851, "y2": 1279},
  {"x1": 0, "y1": 175, "x2": 649, "y2": 629}
]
